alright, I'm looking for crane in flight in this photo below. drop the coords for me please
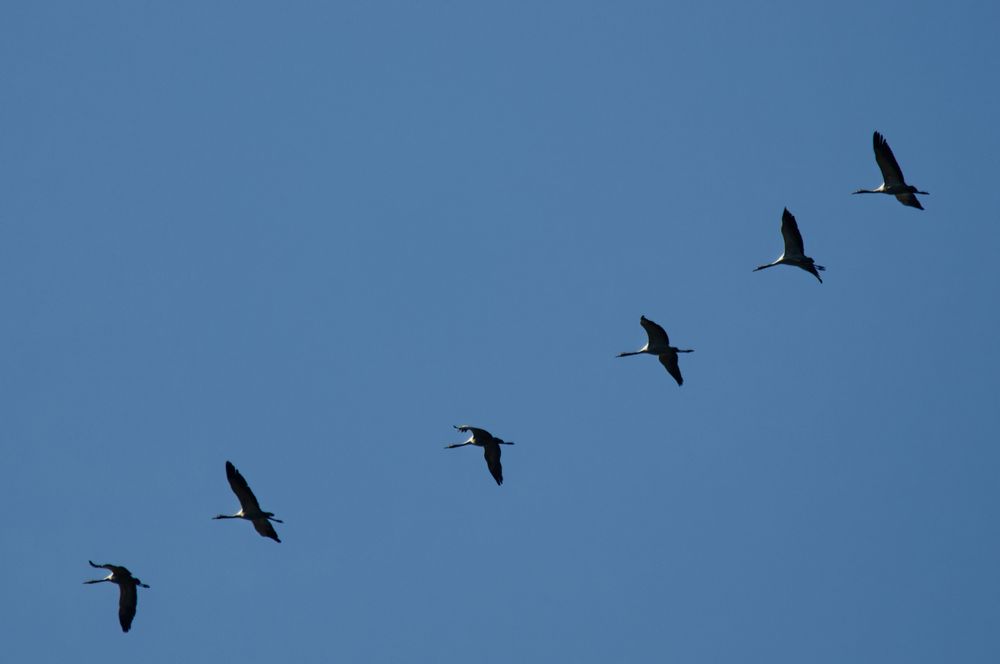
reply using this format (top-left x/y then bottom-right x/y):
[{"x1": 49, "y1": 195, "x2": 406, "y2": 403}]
[
  {"x1": 753, "y1": 208, "x2": 825, "y2": 283},
  {"x1": 853, "y1": 130, "x2": 928, "y2": 209},
  {"x1": 83, "y1": 561, "x2": 149, "y2": 633},
  {"x1": 213, "y1": 461, "x2": 283, "y2": 542},
  {"x1": 617, "y1": 316, "x2": 694, "y2": 386},
  {"x1": 445, "y1": 425, "x2": 514, "y2": 486}
]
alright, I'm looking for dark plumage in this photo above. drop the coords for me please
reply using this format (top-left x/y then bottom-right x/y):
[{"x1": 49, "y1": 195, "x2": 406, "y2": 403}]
[
  {"x1": 617, "y1": 315, "x2": 694, "y2": 386},
  {"x1": 853, "y1": 130, "x2": 928, "y2": 209},
  {"x1": 753, "y1": 208, "x2": 825, "y2": 283},
  {"x1": 83, "y1": 561, "x2": 149, "y2": 633},
  {"x1": 445, "y1": 425, "x2": 514, "y2": 486},
  {"x1": 213, "y1": 460, "x2": 283, "y2": 542}
]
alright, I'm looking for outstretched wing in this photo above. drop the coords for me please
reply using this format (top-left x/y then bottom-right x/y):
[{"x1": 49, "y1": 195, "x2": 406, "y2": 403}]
[
  {"x1": 89, "y1": 560, "x2": 129, "y2": 577},
  {"x1": 796, "y1": 262, "x2": 824, "y2": 283},
  {"x1": 226, "y1": 461, "x2": 263, "y2": 513},
  {"x1": 873, "y1": 131, "x2": 906, "y2": 188},
  {"x1": 118, "y1": 582, "x2": 138, "y2": 633},
  {"x1": 780, "y1": 208, "x2": 806, "y2": 257},
  {"x1": 639, "y1": 316, "x2": 670, "y2": 347},
  {"x1": 454, "y1": 425, "x2": 491, "y2": 443},
  {"x1": 483, "y1": 444, "x2": 503, "y2": 486},
  {"x1": 895, "y1": 192, "x2": 923, "y2": 210},
  {"x1": 251, "y1": 518, "x2": 281, "y2": 543},
  {"x1": 658, "y1": 351, "x2": 684, "y2": 386}
]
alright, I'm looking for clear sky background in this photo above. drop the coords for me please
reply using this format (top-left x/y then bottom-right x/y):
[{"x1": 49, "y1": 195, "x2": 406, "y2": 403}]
[{"x1": 2, "y1": 2, "x2": 999, "y2": 662}]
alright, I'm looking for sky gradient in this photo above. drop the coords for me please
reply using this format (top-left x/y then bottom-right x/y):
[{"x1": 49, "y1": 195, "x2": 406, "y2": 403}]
[{"x1": 2, "y1": 2, "x2": 999, "y2": 662}]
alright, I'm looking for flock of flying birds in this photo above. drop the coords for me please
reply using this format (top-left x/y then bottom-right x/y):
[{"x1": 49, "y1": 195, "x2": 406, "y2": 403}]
[{"x1": 84, "y1": 129, "x2": 927, "y2": 633}]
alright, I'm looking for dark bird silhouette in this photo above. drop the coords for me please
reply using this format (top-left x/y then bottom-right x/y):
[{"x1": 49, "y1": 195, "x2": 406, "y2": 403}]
[
  {"x1": 83, "y1": 561, "x2": 149, "y2": 633},
  {"x1": 445, "y1": 425, "x2": 514, "y2": 486},
  {"x1": 853, "y1": 130, "x2": 928, "y2": 209},
  {"x1": 616, "y1": 315, "x2": 694, "y2": 386},
  {"x1": 213, "y1": 461, "x2": 283, "y2": 542},
  {"x1": 754, "y1": 208, "x2": 825, "y2": 283}
]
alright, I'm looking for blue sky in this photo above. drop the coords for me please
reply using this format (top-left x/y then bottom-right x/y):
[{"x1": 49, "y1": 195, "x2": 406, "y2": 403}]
[{"x1": 3, "y1": 1, "x2": 999, "y2": 662}]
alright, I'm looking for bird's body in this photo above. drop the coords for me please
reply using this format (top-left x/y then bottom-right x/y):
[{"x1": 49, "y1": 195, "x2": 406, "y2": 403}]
[
  {"x1": 754, "y1": 208, "x2": 825, "y2": 283},
  {"x1": 617, "y1": 316, "x2": 694, "y2": 386},
  {"x1": 853, "y1": 130, "x2": 928, "y2": 209},
  {"x1": 445, "y1": 425, "x2": 514, "y2": 486},
  {"x1": 83, "y1": 561, "x2": 149, "y2": 633},
  {"x1": 213, "y1": 461, "x2": 283, "y2": 542}
]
